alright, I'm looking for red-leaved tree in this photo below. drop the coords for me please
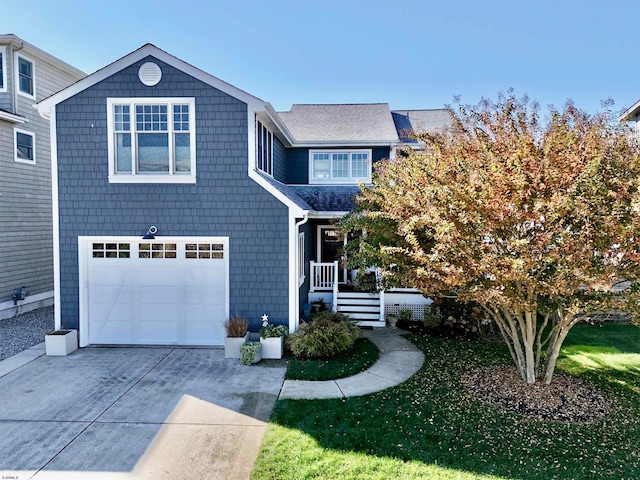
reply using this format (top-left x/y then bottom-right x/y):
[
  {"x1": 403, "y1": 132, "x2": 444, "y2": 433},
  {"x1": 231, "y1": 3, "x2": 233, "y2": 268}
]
[{"x1": 341, "y1": 93, "x2": 640, "y2": 384}]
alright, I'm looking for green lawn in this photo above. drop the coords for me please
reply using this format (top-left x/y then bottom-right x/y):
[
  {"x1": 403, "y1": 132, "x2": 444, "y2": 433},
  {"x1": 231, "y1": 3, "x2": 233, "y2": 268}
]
[
  {"x1": 285, "y1": 338, "x2": 379, "y2": 381},
  {"x1": 252, "y1": 323, "x2": 640, "y2": 480}
]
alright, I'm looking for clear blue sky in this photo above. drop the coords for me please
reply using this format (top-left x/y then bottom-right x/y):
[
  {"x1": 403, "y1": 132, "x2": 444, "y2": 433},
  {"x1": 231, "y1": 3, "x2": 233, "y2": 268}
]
[{"x1": 1, "y1": 0, "x2": 638, "y2": 114}]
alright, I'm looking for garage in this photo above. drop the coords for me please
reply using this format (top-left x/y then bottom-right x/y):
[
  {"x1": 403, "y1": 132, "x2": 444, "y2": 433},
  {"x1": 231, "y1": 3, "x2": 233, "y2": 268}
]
[{"x1": 79, "y1": 237, "x2": 229, "y2": 346}]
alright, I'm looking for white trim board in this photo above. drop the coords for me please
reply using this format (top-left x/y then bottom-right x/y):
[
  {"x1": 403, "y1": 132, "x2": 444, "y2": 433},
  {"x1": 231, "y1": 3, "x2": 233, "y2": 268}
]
[{"x1": 37, "y1": 44, "x2": 266, "y2": 116}]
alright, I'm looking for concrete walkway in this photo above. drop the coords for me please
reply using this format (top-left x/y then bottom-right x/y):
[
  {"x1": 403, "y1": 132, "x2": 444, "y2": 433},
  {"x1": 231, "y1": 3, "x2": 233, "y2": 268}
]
[{"x1": 279, "y1": 328, "x2": 424, "y2": 400}]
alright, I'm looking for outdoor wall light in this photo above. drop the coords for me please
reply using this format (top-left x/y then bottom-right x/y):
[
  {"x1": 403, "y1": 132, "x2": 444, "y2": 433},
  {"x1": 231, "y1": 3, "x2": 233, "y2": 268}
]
[{"x1": 143, "y1": 225, "x2": 158, "y2": 240}]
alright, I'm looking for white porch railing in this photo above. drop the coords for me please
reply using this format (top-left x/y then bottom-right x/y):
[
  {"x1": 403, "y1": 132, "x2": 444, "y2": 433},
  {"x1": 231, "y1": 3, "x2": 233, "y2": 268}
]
[{"x1": 310, "y1": 261, "x2": 339, "y2": 293}]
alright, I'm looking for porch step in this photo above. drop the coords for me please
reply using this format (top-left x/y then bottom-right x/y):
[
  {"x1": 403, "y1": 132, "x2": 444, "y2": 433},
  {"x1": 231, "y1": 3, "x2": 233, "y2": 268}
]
[{"x1": 336, "y1": 291, "x2": 385, "y2": 326}]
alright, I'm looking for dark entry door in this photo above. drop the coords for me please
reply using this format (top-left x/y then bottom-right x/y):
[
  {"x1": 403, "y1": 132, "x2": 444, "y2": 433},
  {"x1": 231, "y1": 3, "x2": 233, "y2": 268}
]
[{"x1": 319, "y1": 227, "x2": 345, "y2": 283}]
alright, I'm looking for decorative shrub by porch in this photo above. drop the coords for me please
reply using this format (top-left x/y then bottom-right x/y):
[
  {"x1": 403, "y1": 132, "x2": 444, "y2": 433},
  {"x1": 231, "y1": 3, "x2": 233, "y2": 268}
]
[
  {"x1": 259, "y1": 323, "x2": 289, "y2": 338},
  {"x1": 287, "y1": 312, "x2": 360, "y2": 359}
]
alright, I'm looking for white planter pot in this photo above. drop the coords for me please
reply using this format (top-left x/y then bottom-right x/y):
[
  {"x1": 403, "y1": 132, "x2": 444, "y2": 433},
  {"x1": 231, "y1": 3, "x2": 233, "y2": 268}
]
[
  {"x1": 225, "y1": 333, "x2": 249, "y2": 359},
  {"x1": 45, "y1": 330, "x2": 78, "y2": 356},
  {"x1": 260, "y1": 336, "x2": 284, "y2": 359}
]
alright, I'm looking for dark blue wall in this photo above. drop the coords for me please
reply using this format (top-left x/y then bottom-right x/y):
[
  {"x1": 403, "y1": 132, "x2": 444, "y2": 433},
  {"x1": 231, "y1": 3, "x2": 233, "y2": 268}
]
[
  {"x1": 285, "y1": 147, "x2": 390, "y2": 184},
  {"x1": 273, "y1": 136, "x2": 286, "y2": 183},
  {"x1": 56, "y1": 56, "x2": 290, "y2": 331}
]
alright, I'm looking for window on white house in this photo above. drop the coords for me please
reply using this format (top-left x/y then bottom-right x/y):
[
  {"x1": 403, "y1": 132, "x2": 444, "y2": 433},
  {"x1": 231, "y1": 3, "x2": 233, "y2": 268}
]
[
  {"x1": 256, "y1": 120, "x2": 273, "y2": 176},
  {"x1": 15, "y1": 128, "x2": 35, "y2": 163},
  {"x1": 0, "y1": 47, "x2": 6, "y2": 91},
  {"x1": 16, "y1": 54, "x2": 34, "y2": 98},
  {"x1": 298, "y1": 232, "x2": 305, "y2": 286},
  {"x1": 107, "y1": 98, "x2": 196, "y2": 183},
  {"x1": 309, "y1": 150, "x2": 371, "y2": 184}
]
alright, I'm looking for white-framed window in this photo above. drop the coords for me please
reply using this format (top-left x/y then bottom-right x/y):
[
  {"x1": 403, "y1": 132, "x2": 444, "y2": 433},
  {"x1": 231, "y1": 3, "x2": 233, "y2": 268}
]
[
  {"x1": 0, "y1": 46, "x2": 6, "y2": 92},
  {"x1": 106, "y1": 97, "x2": 196, "y2": 184},
  {"x1": 298, "y1": 232, "x2": 305, "y2": 287},
  {"x1": 14, "y1": 128, "x2": 35, "y2": 164},
  {"x1": 15, "y1": 53, "x2": 35, "y2": 99},
  {"x1": 309, "y1": 149, "x2": 372, "y2": 184},
  {"x1": 256, "y1": 120, "x2": 273, "y2": 176}
]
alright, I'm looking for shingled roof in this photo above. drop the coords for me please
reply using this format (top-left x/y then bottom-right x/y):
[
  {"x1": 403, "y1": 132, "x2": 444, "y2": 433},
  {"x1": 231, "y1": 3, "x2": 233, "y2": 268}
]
[
  {"x1": 290, "y1": 185, "x2": 361, "y2": 212},
  {"x1": 277, "y1": 104, "x2": 399, "y2": 143},
  {"x1": 391, "y1": 109, "x2": 453, "y2": 143}
]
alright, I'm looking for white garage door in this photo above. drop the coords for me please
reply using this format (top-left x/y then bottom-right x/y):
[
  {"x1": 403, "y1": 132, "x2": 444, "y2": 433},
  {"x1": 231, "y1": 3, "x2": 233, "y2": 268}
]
[{"x1": 83, "y1": 237, "x2": 229, "y2": 346}]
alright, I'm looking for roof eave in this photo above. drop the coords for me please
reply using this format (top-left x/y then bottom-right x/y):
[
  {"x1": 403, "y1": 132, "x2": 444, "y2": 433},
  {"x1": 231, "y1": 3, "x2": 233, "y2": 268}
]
[
  {"x1": 37, "y1": 43, "x2": 268, "y2": 114},
  {"x1": 0, "y1": 110, "x2": 27, "y2": 124},
  {"x1": 0, "y1": 34, "x2": 86, "y2": 78},
  {"x1": 619, "y1": 99, "x2": 640, "y2": 122},
  {"x1": 293, "y1": 139, "x2": 399, "y2": 148}
]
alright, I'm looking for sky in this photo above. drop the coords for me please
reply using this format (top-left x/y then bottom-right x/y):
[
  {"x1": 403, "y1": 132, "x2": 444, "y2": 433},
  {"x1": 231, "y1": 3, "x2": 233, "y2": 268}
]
[{"x1": 1, "y1": 0, "x2": 639, "y2": 115}]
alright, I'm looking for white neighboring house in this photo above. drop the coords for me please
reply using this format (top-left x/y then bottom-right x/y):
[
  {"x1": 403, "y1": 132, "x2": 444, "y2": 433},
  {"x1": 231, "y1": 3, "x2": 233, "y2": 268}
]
[
  {"x1": 619, "y1": 99, "x2": 640, "y2": 139},
  {"x1": 0, "y1": 34, "x2": 85, "y2": 319}
]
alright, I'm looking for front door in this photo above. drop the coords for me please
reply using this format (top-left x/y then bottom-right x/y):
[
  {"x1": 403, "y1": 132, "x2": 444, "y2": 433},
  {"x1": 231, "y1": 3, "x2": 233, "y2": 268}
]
[{"x1": 318, "y1": 226, "x2": 346, "y2": 283}]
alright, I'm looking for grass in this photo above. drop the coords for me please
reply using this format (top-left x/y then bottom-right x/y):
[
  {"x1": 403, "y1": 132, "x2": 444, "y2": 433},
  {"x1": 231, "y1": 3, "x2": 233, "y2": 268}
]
[
  {"x1": 285, "y1": 337, "x2": 379, "y2": 381},
  {"x1": 252, "y1": 323, "x2": 640, "y2": 480}
]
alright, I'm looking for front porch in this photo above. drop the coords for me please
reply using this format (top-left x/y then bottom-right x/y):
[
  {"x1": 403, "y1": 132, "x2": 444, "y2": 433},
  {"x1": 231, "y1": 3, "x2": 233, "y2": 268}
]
[
  {"x1": 309, "y1": 260, "x2": 385, "y2": 327},
  {"x1": 308, "y1": 261, "x2": 432, "y2": 328}
]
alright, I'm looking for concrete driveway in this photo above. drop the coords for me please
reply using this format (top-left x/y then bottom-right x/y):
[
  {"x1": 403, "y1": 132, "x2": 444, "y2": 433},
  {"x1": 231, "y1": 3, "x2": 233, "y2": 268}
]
[{"x1": 0, "y1": 346, "x2": 287, "y2": 480}]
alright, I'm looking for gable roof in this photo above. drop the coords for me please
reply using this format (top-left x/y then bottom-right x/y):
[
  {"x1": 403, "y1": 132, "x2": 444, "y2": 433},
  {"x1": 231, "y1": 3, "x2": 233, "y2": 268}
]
[
  {"x1": 37, "y1": 43, "x2": 267, "y2": 115},
  {"x1": 391, "y1": 109, "x2": 453, "y2": 143},
  {"x1": 277, "y1": 103, "x2": 399, "y2": 146}
]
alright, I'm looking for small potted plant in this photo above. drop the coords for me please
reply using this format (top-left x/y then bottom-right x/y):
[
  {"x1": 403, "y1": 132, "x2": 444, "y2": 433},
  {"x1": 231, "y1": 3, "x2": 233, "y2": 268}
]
[
  {"x1": 224, "y1": 316, "x2": 249, "y2": 359},
  {"x1": 239, "y1": 341, "x2": 262, "y2": 365},
  {"x1": 259, "y1": 315, "x2": 289, "y2": 359},
  {"x1": 45, "y1": 329, "x2": 78, "y2": 356}
]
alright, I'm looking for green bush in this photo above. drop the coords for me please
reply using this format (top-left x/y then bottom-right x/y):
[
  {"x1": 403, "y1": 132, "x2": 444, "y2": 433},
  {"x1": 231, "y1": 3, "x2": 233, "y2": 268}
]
[
  {"x1": 259, "y1": 324, "x2": 289, "y2": 338},
  {"x1": 287, "y1": 312, "x2": 360, "y2": 359},
  {"x1": 422, "y1": 305, "x2": 441, "y2": 329},
  {"x1": 398, "y1": 308, "x2": 413, "y2": 322}
]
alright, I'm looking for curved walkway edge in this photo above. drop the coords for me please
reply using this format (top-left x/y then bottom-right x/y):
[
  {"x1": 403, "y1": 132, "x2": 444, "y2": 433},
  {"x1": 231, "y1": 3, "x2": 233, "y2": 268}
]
[{"x1": 279, "y1": 328, "x2": 424, "y2": 400}]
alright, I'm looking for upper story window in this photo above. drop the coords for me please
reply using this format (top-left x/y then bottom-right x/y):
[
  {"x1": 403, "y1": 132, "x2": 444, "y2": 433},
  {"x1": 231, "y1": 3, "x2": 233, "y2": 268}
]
[
  {"x1": 107, "y1": 98, "x2": 196, "y2": 184},
  {"x1": 0, "y1": 47, "x2": 6, "y2": 92},
  {"x1": 16, "y1": 53, "x2": 35, "y2": 98},
  {"x1": 15, "y1": 128, "x2": 35, "y2": 164},
  {"x1": 256, "y1": 120, "x2": 273, "y2": 176},
  {"x1": 309, "y1": 149, "x2": 372, "y2": 184}
]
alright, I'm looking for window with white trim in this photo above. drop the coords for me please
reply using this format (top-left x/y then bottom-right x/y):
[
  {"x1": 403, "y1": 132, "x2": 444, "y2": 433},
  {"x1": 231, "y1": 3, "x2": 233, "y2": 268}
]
[
  {"x1": 14, "y1": 128, "x2": 35, "y2": 164},
  {"x1": 309, "y1": 149, "x2": 372, "y2": 184},
  {"x1": 298, "y1": 232, "x2": 305, "y2": 286},
  {"x1": 15, "y1": 53, "x2": 35, "y2": 98},
  {"x1": 107, "y1": 98, "x2": 196, "y2": 183},
  {"x1": 256, "y1": 120, "x2": 273, "y2": 176},
  {"x1": 0, "y1": 47, "x2": 6, "y2": 92}
]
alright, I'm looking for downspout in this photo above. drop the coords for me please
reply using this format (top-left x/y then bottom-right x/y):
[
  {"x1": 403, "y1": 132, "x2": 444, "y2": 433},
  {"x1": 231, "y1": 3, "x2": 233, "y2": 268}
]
[
  {"x1": 292, "y1": 213, "x2": 309, "y2": 332},
  {"x1": 11, "y1": 41, "x2": 25, "y2": 114}
]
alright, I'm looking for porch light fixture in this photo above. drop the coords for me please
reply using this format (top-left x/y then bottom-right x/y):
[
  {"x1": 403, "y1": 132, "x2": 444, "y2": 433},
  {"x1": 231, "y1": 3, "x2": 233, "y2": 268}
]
[{"x1": 143, "y1": 225, "x2": 158, "y2": 240}]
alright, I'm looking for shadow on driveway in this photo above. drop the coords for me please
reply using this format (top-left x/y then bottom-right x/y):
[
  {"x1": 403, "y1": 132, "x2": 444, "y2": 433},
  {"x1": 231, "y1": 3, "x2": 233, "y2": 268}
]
[{"x1": 0, "y1": 347, "x2": 286, "y2": 479}]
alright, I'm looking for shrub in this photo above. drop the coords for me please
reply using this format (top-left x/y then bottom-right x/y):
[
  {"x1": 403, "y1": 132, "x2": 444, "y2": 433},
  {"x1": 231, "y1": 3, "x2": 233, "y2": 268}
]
[
  {"x1": 398, "y1": 308, "x2": 413, "y2": 322},
  {"x1": 287, "y1": 312, "x2": 360, "y2": 359},
  {"x1": 224, "y1": 316, "x2": 248, "y2": 338},
  {"x1": 422, "y1": 305, "x2": 441, "y2": 329}
]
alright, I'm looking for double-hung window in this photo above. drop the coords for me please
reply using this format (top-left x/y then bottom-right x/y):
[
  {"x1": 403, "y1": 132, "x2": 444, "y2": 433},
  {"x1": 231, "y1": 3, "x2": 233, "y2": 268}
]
[
  {"x1": 256, "y1": 120, "x2": 273, "y2": 176},
  {"x1": 15, "y1": 128, "x2": 35, "y2": 164},
  {"x1": 107, "y1": 98, "x2": 196, "y2": 183},
  {"x1": 15, "y1": 53, "x2": 35, "y2": 98},
  {"x1": 0, "y1": 46, "x2": 6, "y2": 92},
  {"x1": 309, "y1": 149, "x2": 372, "y2": 184}
]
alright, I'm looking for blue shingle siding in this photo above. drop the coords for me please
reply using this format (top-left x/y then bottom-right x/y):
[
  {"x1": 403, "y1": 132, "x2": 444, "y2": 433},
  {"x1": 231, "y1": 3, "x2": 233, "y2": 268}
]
[
  {"x1": 285, "y1": 146, "x2": 390, "y2": 184},
  {"x1": 273, "y1": 136, "x2": 286, "y2": 182},
  {"x1": 55, "y1": 56, "x2": 289, "y2": 331}
]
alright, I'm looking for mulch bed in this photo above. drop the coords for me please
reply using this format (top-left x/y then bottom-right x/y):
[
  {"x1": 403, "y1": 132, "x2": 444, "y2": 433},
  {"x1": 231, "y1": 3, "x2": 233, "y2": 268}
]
[{"x1": 462, "y1": 365, "x2": 610, "y2": 423}]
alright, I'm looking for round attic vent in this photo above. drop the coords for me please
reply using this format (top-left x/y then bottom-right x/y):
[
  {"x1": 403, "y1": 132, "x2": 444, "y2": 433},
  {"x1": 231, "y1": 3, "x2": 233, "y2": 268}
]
[{"x1": 138, "y1": 62, "x2": 162, "y2": 86}]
